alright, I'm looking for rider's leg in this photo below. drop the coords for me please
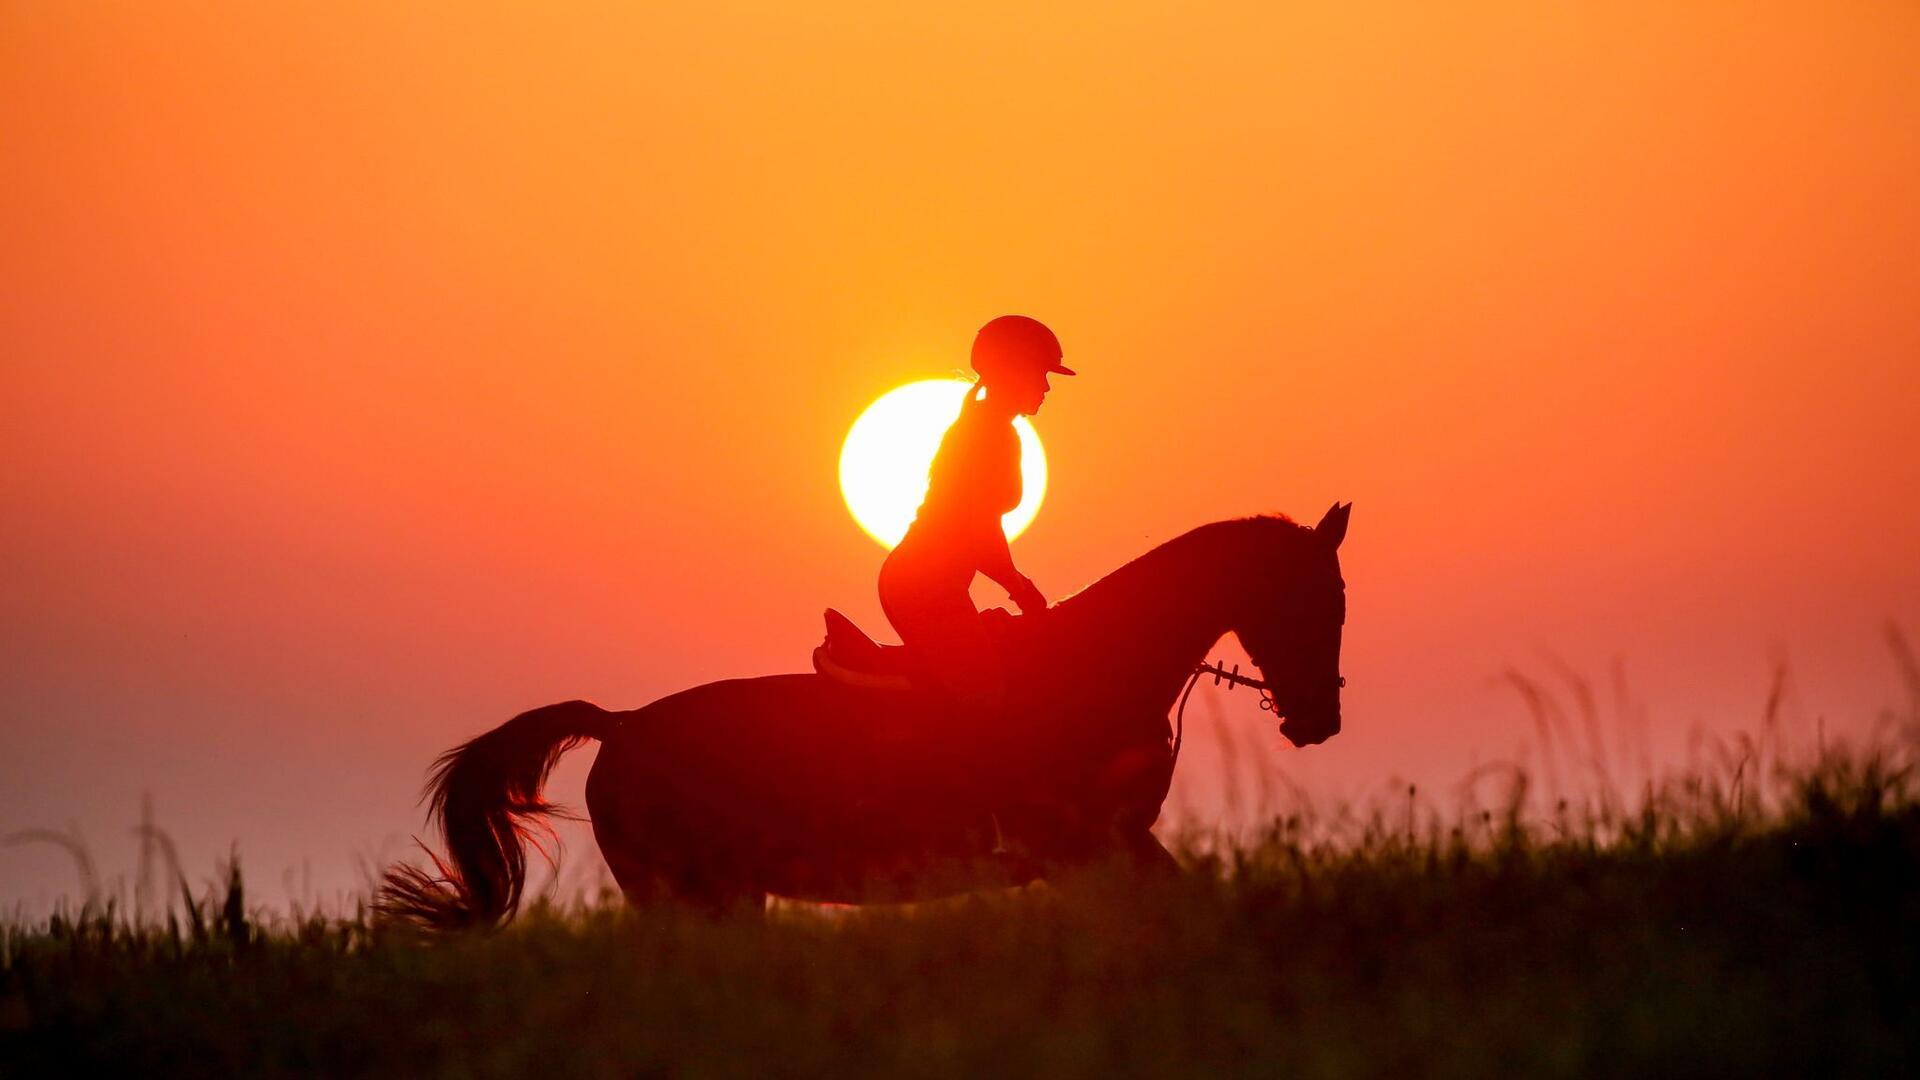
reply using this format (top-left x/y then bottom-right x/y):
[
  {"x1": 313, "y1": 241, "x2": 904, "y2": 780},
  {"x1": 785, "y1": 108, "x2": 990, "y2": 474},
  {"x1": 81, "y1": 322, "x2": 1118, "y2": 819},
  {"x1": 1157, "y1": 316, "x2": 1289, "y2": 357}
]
[
  {"x1": 879, "y1": 553, "x2": 1006, "y2": 711},
  {"x1": 923, "y1": 610, "x2": 1006, "y2": 713}
]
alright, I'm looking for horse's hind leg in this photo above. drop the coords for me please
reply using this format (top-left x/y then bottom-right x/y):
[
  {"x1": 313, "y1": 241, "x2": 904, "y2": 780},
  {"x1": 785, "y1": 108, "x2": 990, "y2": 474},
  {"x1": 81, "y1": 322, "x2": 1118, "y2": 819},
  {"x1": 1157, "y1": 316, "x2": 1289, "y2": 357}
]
[
  {"x1": 1122, "y1": 829, "x2": 1184, "y2": 878},
  {"x1": 593, "y1": 820, "x2": 765, "y2": 916},
  {"x1": 592, "y1": 818, "x2": 667, "y2": 908},
  {"x1": 676, "y1": 878, "x2": 767, "y2": 919}
]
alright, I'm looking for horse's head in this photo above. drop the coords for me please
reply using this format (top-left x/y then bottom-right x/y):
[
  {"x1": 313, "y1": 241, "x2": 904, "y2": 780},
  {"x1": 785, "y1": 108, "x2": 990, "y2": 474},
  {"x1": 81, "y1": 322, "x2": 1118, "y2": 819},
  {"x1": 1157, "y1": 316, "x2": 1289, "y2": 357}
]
[{"x1": 1234, "y1": 503, "x2": 1350, "y2": 748}]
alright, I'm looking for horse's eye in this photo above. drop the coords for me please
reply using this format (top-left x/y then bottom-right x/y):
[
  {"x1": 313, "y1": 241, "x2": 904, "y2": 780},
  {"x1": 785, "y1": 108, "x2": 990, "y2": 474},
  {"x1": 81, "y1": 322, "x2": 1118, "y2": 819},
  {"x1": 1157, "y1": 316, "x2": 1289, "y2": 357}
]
[{"x1": 1338, "y1": 676, "x2": 1347, "y2": 688}]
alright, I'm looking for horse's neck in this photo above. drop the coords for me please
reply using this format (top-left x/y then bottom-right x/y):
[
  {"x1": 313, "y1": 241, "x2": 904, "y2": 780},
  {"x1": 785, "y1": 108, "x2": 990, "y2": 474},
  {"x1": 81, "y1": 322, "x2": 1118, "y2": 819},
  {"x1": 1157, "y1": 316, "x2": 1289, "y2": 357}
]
[{"x1": 1051, "y1": 526, "x2": 1247, "y2": 716}]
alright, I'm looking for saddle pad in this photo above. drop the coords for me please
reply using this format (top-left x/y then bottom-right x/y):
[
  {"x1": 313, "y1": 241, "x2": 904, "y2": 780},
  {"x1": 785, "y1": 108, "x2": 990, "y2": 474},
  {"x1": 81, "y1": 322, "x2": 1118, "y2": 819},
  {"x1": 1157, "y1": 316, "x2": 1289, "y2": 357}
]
[{"x1": 813, "y1": 645, "x2": 915, "y2": 691}]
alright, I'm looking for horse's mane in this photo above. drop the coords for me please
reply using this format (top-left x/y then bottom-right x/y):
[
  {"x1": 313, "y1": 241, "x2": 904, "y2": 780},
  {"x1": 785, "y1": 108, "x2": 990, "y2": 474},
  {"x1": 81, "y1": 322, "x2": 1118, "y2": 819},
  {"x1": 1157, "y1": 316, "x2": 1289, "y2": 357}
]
[{"x1": 1052, "y1": 514, "x2": 1312, "y2": 622}]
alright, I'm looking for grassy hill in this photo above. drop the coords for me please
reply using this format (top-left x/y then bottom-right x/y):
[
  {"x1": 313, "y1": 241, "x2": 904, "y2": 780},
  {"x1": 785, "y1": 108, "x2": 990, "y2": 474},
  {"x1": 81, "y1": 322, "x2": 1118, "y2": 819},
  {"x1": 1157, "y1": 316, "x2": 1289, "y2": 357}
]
[{"x1": 4, "y1": 735, "x2": 1916, "y2": 1078}]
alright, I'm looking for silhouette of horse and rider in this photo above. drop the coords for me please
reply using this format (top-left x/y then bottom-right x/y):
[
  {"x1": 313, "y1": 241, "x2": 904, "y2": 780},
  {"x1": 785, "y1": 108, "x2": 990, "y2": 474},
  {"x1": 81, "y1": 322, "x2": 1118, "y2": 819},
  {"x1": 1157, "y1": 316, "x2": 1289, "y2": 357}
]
[{"x1": 382, "y1": 317, "x2": 1351, "y2": 926}]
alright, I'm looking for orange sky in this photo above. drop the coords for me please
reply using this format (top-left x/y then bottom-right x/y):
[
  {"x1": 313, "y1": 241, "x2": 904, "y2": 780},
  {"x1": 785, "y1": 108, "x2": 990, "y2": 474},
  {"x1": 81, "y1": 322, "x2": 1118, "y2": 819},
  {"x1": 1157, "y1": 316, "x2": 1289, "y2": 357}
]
[{"x1": 4, "y1": 3, "x2": 1918, "y2": 910}]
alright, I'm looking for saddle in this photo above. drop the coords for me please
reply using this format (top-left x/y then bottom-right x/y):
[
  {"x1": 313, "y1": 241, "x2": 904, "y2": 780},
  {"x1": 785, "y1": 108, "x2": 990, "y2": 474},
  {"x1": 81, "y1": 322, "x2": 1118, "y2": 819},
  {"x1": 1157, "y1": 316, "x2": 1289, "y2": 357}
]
[{"x1": 812, "y1": 609, "x2": 916, "y2": 690}]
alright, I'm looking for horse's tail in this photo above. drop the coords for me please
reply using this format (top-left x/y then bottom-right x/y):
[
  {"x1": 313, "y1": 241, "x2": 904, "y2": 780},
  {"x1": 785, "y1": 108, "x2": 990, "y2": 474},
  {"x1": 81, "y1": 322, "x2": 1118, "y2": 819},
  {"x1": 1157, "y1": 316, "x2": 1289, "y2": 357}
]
[{"x1": 377, "y1": 699, "x2": 613, "y2": 931}]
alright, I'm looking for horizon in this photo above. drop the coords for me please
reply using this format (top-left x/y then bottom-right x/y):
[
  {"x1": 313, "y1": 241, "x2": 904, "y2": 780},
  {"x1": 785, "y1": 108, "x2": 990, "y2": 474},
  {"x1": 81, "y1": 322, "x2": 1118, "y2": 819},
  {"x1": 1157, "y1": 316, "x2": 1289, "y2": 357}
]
[{"x1": 4, "y1": 2, "x2": 1918, "y2": 915}]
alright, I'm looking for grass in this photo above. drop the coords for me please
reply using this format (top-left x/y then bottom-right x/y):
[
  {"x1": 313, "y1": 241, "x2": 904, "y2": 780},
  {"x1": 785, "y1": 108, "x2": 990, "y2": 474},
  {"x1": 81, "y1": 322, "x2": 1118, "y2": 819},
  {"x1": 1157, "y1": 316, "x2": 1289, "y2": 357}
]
[{"x1": 5, "y1": 646, "x2": 1919, "y2": 1077}]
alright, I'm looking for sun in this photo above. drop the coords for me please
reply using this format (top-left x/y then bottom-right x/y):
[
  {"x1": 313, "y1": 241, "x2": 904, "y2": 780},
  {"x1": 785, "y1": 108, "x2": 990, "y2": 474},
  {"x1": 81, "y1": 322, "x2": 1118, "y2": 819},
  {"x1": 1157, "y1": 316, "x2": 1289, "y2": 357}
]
[{"x1": 839, "y1": 378, "x2": 1047, "y2": 549}]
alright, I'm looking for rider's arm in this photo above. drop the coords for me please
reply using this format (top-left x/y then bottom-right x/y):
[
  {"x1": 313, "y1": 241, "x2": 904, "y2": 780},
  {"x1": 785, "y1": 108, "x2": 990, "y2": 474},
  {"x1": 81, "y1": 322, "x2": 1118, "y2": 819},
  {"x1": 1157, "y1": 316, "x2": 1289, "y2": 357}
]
[
  {"x1": 975, "y1": 415, "x2": 1045, "y2": 612},
  {"x1": 979, "y1": 525, "x2": 1046, "y2": 614}
]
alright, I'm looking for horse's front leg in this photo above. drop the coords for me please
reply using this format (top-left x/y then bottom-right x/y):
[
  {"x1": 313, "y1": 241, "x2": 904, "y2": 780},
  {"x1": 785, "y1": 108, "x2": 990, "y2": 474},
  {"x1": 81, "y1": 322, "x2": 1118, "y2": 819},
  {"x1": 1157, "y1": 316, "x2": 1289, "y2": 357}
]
[
  {"x1": 1119, "y1": 829, "x2": 1184, "y2": 879},
  {"x1": 1038, "y1": 827, "x2": 1184, "y2": 897}
]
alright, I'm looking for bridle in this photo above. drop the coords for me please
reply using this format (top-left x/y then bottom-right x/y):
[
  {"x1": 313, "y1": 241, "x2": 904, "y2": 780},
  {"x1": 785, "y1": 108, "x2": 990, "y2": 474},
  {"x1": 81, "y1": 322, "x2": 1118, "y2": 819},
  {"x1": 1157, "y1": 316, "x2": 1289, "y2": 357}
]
[{"x1": 1171, "y1": 658, "x2": 1346, "y2": 764}]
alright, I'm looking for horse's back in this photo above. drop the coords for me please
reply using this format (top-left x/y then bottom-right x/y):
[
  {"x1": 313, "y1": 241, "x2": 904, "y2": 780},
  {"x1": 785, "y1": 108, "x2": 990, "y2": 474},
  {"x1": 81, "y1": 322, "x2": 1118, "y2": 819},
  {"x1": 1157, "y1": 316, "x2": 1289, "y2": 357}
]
[
  {"x1": 599, "y1": 671, "x2": 921, "y2": 747},
  {"x1": 587, "y1": 672, "x2": 947, "y2": 817},
  {"x1": 584, "y1": 671, "x2": 1002, "y2": 901}
]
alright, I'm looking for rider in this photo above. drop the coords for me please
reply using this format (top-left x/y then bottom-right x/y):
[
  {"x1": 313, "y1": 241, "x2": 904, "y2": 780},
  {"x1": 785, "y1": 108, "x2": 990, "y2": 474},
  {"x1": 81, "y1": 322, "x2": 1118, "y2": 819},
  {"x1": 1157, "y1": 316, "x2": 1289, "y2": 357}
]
[{"x1": 878, "y1": 315, "x2": 1073, "y2": 710}]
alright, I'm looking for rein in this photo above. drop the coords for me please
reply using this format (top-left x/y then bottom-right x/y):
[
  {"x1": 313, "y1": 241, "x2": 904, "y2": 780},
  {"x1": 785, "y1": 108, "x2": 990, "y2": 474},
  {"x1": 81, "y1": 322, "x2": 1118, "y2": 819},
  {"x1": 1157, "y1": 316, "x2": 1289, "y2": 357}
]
[
  {"x1": 1170, "y1": 659, "x2": 1346, "y2": 764},
  {"x1": 1171, "y1": 660, "x2": 1275, "y2": 764}
]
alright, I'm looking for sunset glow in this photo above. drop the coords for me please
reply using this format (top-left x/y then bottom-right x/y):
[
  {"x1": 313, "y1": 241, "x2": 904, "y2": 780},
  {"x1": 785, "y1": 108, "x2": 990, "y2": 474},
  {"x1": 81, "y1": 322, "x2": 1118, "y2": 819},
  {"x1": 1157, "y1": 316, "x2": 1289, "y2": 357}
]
[
  {"x1": 2, "y1": 2, "x2": 1916, "y2": 924},
  {"x1": 839, "y1": 379, "x2": 1047, "y2": 548}
]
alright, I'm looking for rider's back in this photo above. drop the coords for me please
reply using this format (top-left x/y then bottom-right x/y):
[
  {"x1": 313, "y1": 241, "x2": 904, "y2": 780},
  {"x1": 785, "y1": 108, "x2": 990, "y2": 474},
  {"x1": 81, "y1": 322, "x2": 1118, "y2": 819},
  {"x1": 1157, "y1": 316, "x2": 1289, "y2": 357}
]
[{"x1": 899, "y1": 393, "x2": 1022, "y2": 566}]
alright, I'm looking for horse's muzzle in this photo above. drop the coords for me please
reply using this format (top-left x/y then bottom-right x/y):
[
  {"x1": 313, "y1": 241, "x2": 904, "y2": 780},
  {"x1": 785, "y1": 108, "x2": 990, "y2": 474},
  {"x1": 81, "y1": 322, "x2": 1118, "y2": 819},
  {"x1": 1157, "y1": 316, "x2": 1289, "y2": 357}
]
[{"x1": 1279, "y1": 709, "x2": 1340, "y2": 748}]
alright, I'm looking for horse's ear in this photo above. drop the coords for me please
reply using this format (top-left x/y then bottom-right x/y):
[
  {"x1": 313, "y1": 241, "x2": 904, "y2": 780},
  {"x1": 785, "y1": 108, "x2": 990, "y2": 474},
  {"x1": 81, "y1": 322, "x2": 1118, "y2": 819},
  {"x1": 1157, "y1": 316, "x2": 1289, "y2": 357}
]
[{"x1": 1315, "y1": 502, "x2": 1351, "y2": 549}]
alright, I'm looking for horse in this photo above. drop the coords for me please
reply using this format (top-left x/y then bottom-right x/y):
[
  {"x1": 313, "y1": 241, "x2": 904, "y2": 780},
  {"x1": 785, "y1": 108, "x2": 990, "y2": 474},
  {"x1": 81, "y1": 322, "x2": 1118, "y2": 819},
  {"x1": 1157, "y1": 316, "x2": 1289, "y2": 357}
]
[{"x1": 379, "y1": 504, "x2": 1350, "y2": 927}]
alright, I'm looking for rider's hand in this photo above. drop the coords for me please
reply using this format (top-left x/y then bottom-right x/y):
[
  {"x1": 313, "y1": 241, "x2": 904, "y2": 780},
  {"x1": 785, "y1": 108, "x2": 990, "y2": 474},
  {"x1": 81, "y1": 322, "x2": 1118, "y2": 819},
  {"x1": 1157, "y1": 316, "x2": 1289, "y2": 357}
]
[{"x1": 1012, "y1": 577, "x2": 1048, "y2": 616}]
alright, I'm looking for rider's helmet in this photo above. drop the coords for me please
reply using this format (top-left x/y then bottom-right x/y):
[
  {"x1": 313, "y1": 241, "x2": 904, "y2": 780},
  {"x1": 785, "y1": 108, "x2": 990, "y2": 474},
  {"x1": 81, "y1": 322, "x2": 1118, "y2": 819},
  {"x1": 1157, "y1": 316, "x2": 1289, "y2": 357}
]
[{"x1": 971, "y1": 315, "x2": 1075, "y2": 381}]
